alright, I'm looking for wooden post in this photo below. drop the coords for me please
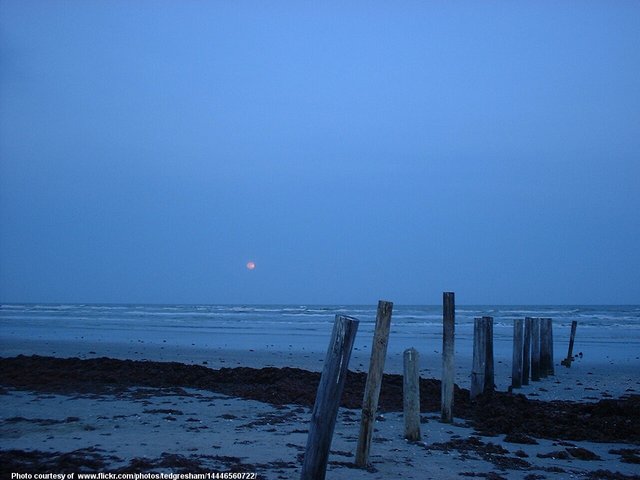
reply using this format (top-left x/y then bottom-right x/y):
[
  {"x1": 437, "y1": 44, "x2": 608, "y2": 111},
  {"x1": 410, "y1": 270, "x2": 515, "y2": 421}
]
[
  {"x1": 562, "y1": 321, "x2": 578, "y2": 367},
  {"x1": 531, "y1": 318, "x2": 541, "y2": 381},
  {"x1": 301, "y1": 315, "x2": 359, "y2": 480},
  {"x1": 539, "y1": 318, "x2": 549, "y2": 378},
  {"x1": 568, "y1": 320, "x2": 577, "y2": 360},
  {"x1": 483, "y1": 316, "x2": 495, "y2": 393},
  {"x1": 546, "y1": 318, "x2": 555, "y2": 376},
  {"x1": 403, "y1": 348, "x2": 421, "y2": 441},
  {"x1": 470, "y1": 317, "x2": 486, "y2": 400},
  {"x1": 511, "y1": 319, "x2": 524, "y2": 389},
  {"x1": 522, "y1": 317, "x2": 532, "y2": 385},
  {"x1": 355, "y1": 300, "x2": 393, "y2": 468},
  {"x1": 441, "y1": 292, "x2": 455, "y2": 423}
]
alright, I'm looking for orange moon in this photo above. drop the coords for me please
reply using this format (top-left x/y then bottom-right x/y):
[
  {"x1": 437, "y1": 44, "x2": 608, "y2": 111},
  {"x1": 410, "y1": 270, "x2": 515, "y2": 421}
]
[{"x1": 246, "y1": 261, "x2": 256, "y2": 270}]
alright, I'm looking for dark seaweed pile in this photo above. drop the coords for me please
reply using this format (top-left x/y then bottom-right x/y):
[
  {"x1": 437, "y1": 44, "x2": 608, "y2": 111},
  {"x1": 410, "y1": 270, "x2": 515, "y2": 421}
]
[{"x1": 1, "y1": 355, "x2": 638, "y2": 444}]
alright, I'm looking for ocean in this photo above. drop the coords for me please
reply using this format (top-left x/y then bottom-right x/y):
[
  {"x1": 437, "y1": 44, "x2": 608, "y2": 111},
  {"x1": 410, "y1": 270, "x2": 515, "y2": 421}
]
[
  {"x1": 2, "y1": 303, "x2": 639, "y2": 399},
  {"x1": 1, "y1": 303, "x2": 639, "y2": 354}
]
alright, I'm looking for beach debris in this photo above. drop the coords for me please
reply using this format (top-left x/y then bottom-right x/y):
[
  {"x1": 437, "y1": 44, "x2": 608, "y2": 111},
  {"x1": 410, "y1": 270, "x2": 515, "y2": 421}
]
[
  {"x1": 503, "y1": 433, "x2": 538, "y2": 445},
  {"x1": 609, "y1": 448, "x2": 640, "y2": 464},
  {"x1": 585, "y1": 470, "x2": 640, "y2": 479},
  {"x1": 566, "y1": 447, "x2": 601, "y2": 460},
  {"x1": 537, "y1": 447, "x2": 601, "y2": 461}
]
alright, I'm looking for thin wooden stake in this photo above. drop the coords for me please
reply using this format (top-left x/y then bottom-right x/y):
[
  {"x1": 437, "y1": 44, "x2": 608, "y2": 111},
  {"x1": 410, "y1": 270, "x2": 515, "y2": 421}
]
[
  {"x1": 300, "y1": 315, "x2": 359, "y2": 480},
  {"x1": 403, "y1": 348, "x2": 421, "y2": 441},
  {"x1": 441, "y1": 292, "x2": 455, "y2": 423},
  {"x1": 562, "y1": 321, "x2": 578, "y2": 367},
  {"x1": 355, "y1": 300, "x2": 393, "y2": 468}
]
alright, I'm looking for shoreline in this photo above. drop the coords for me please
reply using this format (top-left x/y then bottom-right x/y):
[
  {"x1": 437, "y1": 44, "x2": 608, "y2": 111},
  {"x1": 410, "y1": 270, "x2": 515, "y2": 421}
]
[{"x1": 1, "y1": 335, "x2": 638, "y2": 402}]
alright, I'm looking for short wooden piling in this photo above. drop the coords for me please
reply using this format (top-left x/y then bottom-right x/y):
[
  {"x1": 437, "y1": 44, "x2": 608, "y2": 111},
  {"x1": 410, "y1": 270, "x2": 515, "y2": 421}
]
[
  {"x1": 511, "y1": 319, "x2": 524, "y2": 389},
  {"x1": 539, "y1": 318, "x2": 550, "y2": 378},
  {"x1": 300, "y1": 315, "x2": 359, "y2": 480},
  {"x1": 522, "y1": 317, "x2": 532, "y2": 385},
  {"x1": 355, "y1": 300, "x2": 393, "y2": 468},
  {"x1": 562, "y1": 321, "x2": 578, "y2": 367},
  {"x1": 403, "y1": 348, "x2": 421, "y2": 441},
  {"x1": 483, "y1": 316, "x2": 495, "y2": 393},
  {"x1": 470, "y1": 317, "x2": 486, "y2": 400},
  {"x1": 531, "y1": 318, "x2": 541, "y2": 381},
  {"x1": 441, "y1": 292, "x2": 455, "y2": 423}
]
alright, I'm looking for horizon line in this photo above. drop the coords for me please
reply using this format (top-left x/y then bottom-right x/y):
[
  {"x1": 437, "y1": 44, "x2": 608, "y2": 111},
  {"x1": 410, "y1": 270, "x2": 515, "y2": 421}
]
[{"x1": 1, "y1": 302, "x2": 638, "y2": 307}]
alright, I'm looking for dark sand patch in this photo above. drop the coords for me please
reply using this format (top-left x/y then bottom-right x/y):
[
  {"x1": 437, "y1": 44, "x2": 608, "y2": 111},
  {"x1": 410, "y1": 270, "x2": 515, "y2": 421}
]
[{"x1": 1, "y1": 355, "x2": 639, "y2": 444}]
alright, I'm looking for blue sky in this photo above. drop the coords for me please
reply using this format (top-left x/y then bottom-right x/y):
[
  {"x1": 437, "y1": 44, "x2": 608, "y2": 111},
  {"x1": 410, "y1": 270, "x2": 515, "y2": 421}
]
[{"x1": 1, "y1": 1, "x2": 639, "y2": 305}]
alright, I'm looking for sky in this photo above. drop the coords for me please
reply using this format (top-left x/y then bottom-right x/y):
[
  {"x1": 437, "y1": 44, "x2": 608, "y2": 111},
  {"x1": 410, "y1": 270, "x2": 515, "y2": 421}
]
[{"x1": 1, "y1": 1, "x2": 639, "y2": 305}]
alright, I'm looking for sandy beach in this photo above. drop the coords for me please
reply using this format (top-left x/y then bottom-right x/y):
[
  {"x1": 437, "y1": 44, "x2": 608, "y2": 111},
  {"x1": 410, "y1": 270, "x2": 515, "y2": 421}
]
[
  {"x1": 1, "y1": 329, "x2": 639, "y2": 480},
  {"x1": 2, "y1": 321, "x2": 638, "y2": 402},
  {"x1": 3, "y1": 0, "x2": 639, "y2": 477}
]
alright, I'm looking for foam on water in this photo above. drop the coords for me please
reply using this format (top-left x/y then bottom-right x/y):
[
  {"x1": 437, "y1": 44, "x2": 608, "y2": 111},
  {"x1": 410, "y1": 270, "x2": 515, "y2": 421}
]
[{"x1": 1, "y1": 304, "x2": 639, "y2": 345}]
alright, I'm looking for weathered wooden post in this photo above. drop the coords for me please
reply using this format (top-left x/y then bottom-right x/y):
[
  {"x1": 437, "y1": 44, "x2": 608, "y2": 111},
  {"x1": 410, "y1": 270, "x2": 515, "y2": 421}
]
[
  {"x1": 539, "y1": 318, "x2": 550, "y2": 378},
  {"x1": 531, "y1": 318, "x2": 541, "y2": 381},
  {"x1": 562, "y1": 321, "x2": 578, "y2": 367},
  {"x1": 523, "y1": 317, "x2": 532, "y2": 385},
  {"x1": 441, "y1": 292, "x2": 455, "y2": 423},
  {"x1": 470, "y1": 317, "x2": 486, "y2": 399},
  {"x1": 300, "y1": 315, "x2": 359, "y2": 480},
  {"x1": 483, "y1": 316, "x2": 495, "y2": 393},
  {"x1": 545, "y1": 318, "x2": 555, "y2": 376},
  {"x1": 511, "y1": 319, "x2": 524, "y2": 389},
  {"x1": 355, "y1": 300, "x2": 393, "y2": 468},
  {"x1": 403, "y1": 347, "x2": 421, "y2": 441}
]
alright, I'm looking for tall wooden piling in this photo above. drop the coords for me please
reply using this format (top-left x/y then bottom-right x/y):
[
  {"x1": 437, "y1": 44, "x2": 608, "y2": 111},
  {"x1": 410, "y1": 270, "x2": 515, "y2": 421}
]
[
  {"x1": 545, "y1": 318, "x2": 555, "y2": 376},
  {"x1": 511, "y1": 319, "x2": 524, "y2": 389},
  {"x1": 483, "y1": 316, "x2": 495, "y2": 393},
  {"x1": 403, "y1": 348, "x2": 421, "y2": 441},
  {"x1": 470, "y1": 317, "x2": 486, "y2": 399},
  {"x1": 562, "y1": 320, "x2": 578, "y2": 367},
  {"x1": 441, "y1": 292, "x2": 455, "y2": 423},
  {"x1": 301, "y1": 315, "x2": 359, "y2": 480},
  {"x1": 523, "y1": 317, "x2": 532, "y2": 385},
  {"x1": 531, "y1": 318, "x2": 541, "y2": 381},
  {"x1": 539, "y1": 318, "x2": 550, "y2": 378},
  {"x1": 355, "y1": 300, "x2": 393, "y2": 468}
]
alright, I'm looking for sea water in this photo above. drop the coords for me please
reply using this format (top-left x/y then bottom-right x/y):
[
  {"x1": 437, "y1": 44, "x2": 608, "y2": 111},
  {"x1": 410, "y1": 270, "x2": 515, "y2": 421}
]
[{"x1": 1, "y1": 303, "x2": 639, "y2": 354}]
